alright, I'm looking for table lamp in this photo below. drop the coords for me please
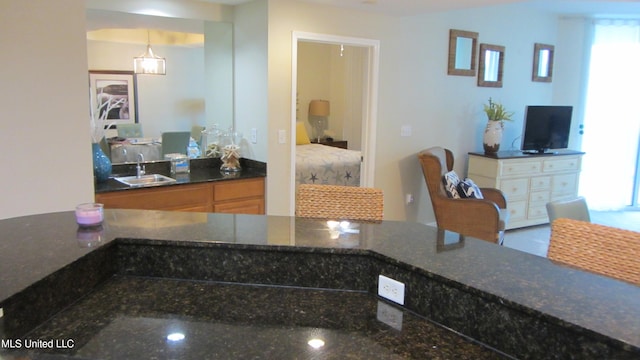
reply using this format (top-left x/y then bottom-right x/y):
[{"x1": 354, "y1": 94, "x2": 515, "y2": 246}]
[{"x1": 308, "y1": 100, "x2": 330, "y2": 142}]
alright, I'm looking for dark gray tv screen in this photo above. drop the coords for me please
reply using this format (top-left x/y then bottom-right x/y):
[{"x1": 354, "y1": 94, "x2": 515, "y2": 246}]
[{"x1": 521, "y1": 105, "x2": 573, "y2": 154}]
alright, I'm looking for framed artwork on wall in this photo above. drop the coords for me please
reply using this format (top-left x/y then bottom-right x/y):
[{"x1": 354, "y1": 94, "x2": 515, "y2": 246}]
[{"x1": 88, "y1": 70, "x2": 138, "y2": 124}]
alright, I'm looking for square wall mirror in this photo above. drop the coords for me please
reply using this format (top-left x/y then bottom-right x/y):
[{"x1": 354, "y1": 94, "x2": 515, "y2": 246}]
[
  {"x1": 447, "y1": 29, "x2": 478, "y2": 76},
  {"x1": 478, "y1": 43, "x2": 505, "y2": 88},
  {"x1": 532, "y1": 43, "x2": 554, "y2": 82}
]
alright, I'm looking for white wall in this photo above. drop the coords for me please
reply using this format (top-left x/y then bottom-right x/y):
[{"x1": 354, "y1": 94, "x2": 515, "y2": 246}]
[
  {"x1": 297, "y1": 42, "x2": 365, "y2": 148},
  {"x1": 555, "y1": 17, "x2": 591, "y2": 151},
  {"x1": 263, "y1": 0, "x2": 561, "y2": 222},
  {"x1": 297, "y1": 42, "x2": 332, "y2": 140},
  {"x1": 0, "y1": 0, "x2": 93, "y2": 220},
  {"x1": 233, "y1": 0, "x2": 268, "y2": 163},
  {"x1": 87, "y1": 40, "x2": 205, "y2": 140}
]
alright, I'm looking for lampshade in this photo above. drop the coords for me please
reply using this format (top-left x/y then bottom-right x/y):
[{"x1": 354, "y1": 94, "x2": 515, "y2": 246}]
[
  {"x1": 308, "y1": 100, "x2": 330, "y2": 116},
  {"x1": 134, "y1": 32, "x2": 166, "y2": 75}
]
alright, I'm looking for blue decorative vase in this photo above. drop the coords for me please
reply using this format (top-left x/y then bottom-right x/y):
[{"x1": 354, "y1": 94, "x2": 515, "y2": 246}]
[{"x1": 92, "y1": 142, "x2": 112, "y2": 183}]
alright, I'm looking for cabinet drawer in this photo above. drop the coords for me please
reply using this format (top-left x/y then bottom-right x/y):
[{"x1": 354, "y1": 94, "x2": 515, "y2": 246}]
[
  {"x1": 507, "y1": 200, "x2": 527, "y2": 221},
  {"x1": 214, "y1": 198, "x2": 264, "y2": 214},
  {"x1": 529, "y1": 190, "x2": 550, "y2": 204},
  {"x1": 499, "y1": 178, "x2": 529, "y2": 198},
  {"x1": 543, "y1": 157, "x2": 580, "y2": 173},
  {"x1": 213, "y1": 178, "x2": 265, "y2": 201},
  {"x1": 552, "y1": 173, "x2": 579, "y2": 196},
  {"x1": 500, "y1": 160, "x2": 542, "y2": 176},
  {"x1": 530, "y1": 176, "x2": 550, "y2": 190},
  {"x1": 528, "y1": 204, "x2": 548, "y2": 219}
]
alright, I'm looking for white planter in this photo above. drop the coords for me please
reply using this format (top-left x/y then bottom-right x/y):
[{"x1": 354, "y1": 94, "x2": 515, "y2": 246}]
[{"x1": 483, "y1": 121, "x2": 503, "y2": 153}]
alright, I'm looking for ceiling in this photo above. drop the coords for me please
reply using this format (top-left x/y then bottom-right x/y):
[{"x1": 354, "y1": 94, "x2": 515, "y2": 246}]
[{"x1": 198, "y1": 0, "x2": 640, "y2": 17}]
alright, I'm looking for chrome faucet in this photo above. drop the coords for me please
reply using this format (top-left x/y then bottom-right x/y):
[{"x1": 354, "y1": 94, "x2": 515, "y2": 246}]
[{"x1": 136, "y1": 153, "x2": 145, "y2": 178}]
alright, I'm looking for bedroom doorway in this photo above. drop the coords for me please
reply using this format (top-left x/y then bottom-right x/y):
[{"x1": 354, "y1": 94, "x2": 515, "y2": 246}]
[{"x1": 290, "y1": 31, "x2": 380, "y2": 210}]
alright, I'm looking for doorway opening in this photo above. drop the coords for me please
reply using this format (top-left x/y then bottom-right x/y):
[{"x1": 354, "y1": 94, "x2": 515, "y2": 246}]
[{"x1": 290, "y1": 32, "x2": 380, "y2": 213}]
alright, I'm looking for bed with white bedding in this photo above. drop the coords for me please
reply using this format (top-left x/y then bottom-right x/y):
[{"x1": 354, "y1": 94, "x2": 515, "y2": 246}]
[{"x1": 295, "y1": 144, "x2": 362, "y2": 186}]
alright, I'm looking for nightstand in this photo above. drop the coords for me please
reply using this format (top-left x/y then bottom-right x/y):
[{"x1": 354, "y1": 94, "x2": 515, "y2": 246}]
[{"x1": 311, "y1": 139, "x2": 348, "y2": 149}]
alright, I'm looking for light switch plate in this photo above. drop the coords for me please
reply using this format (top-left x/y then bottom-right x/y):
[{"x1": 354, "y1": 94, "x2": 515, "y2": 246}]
[{"x1": 400, "y1": 125, "x2": 412, "y2": 137}]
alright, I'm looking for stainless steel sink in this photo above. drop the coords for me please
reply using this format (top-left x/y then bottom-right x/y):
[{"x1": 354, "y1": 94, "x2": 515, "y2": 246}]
[{"x1": 114, "y1": 174, "x2": 176, "y2": 187}]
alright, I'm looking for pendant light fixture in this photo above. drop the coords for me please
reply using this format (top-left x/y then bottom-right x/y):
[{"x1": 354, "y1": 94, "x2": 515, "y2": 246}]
[{"x1": 133, "y1": 30, "x2": 166, "y2": 75}]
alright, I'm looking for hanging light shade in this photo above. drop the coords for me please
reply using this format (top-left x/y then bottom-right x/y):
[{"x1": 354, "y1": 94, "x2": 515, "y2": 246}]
[{"x1": 133, "y1": 31, "x2": 166, "y2": 75}]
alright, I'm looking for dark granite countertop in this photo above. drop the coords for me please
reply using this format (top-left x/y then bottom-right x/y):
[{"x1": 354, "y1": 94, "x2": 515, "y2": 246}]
[
  {"x1": 0, "y1": 210, "x2": 638, "y2": 359},
  {"x1": 95, "y1": 157, "x2": 266, "y2": 193}
]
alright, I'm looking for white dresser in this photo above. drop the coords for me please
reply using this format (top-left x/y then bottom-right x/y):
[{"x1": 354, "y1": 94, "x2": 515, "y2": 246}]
[{"x1": 467, "y1": 151, "x2": 584, "y2": 229}]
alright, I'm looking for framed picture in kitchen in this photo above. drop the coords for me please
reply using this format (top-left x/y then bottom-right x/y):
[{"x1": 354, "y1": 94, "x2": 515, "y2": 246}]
[{"x1": 88, "y1": 70, "x2": 138, "y2": 124}]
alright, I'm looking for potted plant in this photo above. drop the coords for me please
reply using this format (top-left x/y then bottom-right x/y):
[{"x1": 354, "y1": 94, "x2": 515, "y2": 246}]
[{"x1": 482, "y1": 98, "x2": 513, "y2": 153}]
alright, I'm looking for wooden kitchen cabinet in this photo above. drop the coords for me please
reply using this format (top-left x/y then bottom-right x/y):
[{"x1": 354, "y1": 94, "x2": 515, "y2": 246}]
[{"x1": 96, "y1": 177, "x2": 265, "y2": 215}]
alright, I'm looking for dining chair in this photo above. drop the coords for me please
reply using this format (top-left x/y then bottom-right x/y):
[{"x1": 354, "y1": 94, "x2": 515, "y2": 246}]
[
  {"x1": 548, "y1": 218, "x2": 640, "y2": 286},
  {"x1": 117, "y1": 123, "x2": 143, "y2": 138},
  {"x1": 295, "y1": 184, "x2": 383, "y2": 222},
  {"x1": 161, "y1": 131, "x2": 191, "y2": 157},
  {"x1": 546, "y1": 196, "x2": 590, "y2": 225}
]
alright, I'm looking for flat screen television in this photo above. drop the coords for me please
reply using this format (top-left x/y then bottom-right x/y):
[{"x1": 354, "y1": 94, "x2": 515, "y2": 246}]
[{"x1": 521, "y1": 105, "x2": 573, "y2": 154}]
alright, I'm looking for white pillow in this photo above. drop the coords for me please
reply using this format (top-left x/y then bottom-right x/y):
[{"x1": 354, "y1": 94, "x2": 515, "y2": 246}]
[
  {"x1": 458, "y1": 178, "x2": 484, "y2": 199},
  {"x1": 442, "y1": 171, "x2": 461, "y2": 199}
]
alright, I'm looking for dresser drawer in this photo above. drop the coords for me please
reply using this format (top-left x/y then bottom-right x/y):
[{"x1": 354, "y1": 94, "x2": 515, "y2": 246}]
[
  {"x1": 529, "y1": 190, "x2": 550, "y2": 205},
  {"x1": 528, "y1": 204, "x2": 548, "y2": 219},
  {"x1": 507, "y1": 200, "x2": 527, "y2": 221},
  {"x1": 500, "y1": 160, "x2": 542, "y2": 176},
  {"x1": 543, "y1": 157, "x2": 581, "y2": 173},
  {"x1": 552, "y1": 173, "x2": 579, "y2": 196},
  {"x1": 499, "y1": 178, "x2": 529, "y2": 199},
  {"x1": 530, "y1": 176, "x2": 551, "y2": 190}
]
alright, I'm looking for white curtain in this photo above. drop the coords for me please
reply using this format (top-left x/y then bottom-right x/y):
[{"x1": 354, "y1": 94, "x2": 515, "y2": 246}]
[{"x1": 580, "y1": 20, "x2": 640, "y2": 210}]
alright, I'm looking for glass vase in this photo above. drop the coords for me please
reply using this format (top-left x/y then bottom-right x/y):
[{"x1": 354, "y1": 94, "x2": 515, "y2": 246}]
[
  {"x1": 92, "y1": 142, "x2": 112, "y2": 182},
  {"x1": 219, "y1": 131, "x2": 242, "y2": 173}
]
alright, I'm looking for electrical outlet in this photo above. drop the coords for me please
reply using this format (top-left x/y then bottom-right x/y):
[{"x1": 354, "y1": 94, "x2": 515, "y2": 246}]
[
  {"x1": 278, "y1": 129, "x2": 286, "y2": 144},
  {"x1": 378, "y1": 275, "x2": 405, "y2": 305},
  {"x1": 250, "y1": 128, "x2": 257, "y2": 144},
  {"x1": 376, "y1": 301, "x2": 403, "y2": 330}
]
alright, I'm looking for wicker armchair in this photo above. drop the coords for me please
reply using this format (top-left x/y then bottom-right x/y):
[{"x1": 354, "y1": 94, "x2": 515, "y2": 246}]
[
  {"x1": 417, "y1": 147, "x2": 508, "y2": 244},
  {"x1": 295, "y1": 184, "x2": 383, "y2": 222},
  {"x1": 548, "y1": 218, "x2": 640, "y2": 286}
]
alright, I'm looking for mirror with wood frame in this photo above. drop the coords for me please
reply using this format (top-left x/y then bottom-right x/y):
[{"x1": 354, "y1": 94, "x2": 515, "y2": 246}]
[
  {"x1": 532, "y1": 43, "x2": 554, "y2": 82},
  {"x1": 447, "y1": 29, "x2": 478, "y2": 76},
  {"x1": 478, "y1": 43, "x2": 505, "y2": 88}
]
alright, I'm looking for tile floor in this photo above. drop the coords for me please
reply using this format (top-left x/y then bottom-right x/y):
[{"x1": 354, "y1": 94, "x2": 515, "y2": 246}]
[{"x1": 503, "y1": 210, "x2": 640, "y2": 257}]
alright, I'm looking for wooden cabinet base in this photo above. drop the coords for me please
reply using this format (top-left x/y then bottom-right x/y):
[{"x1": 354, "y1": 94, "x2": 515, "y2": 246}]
[{"x1": 96, "y1": 177, "x2": 265, "y2": 215}]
